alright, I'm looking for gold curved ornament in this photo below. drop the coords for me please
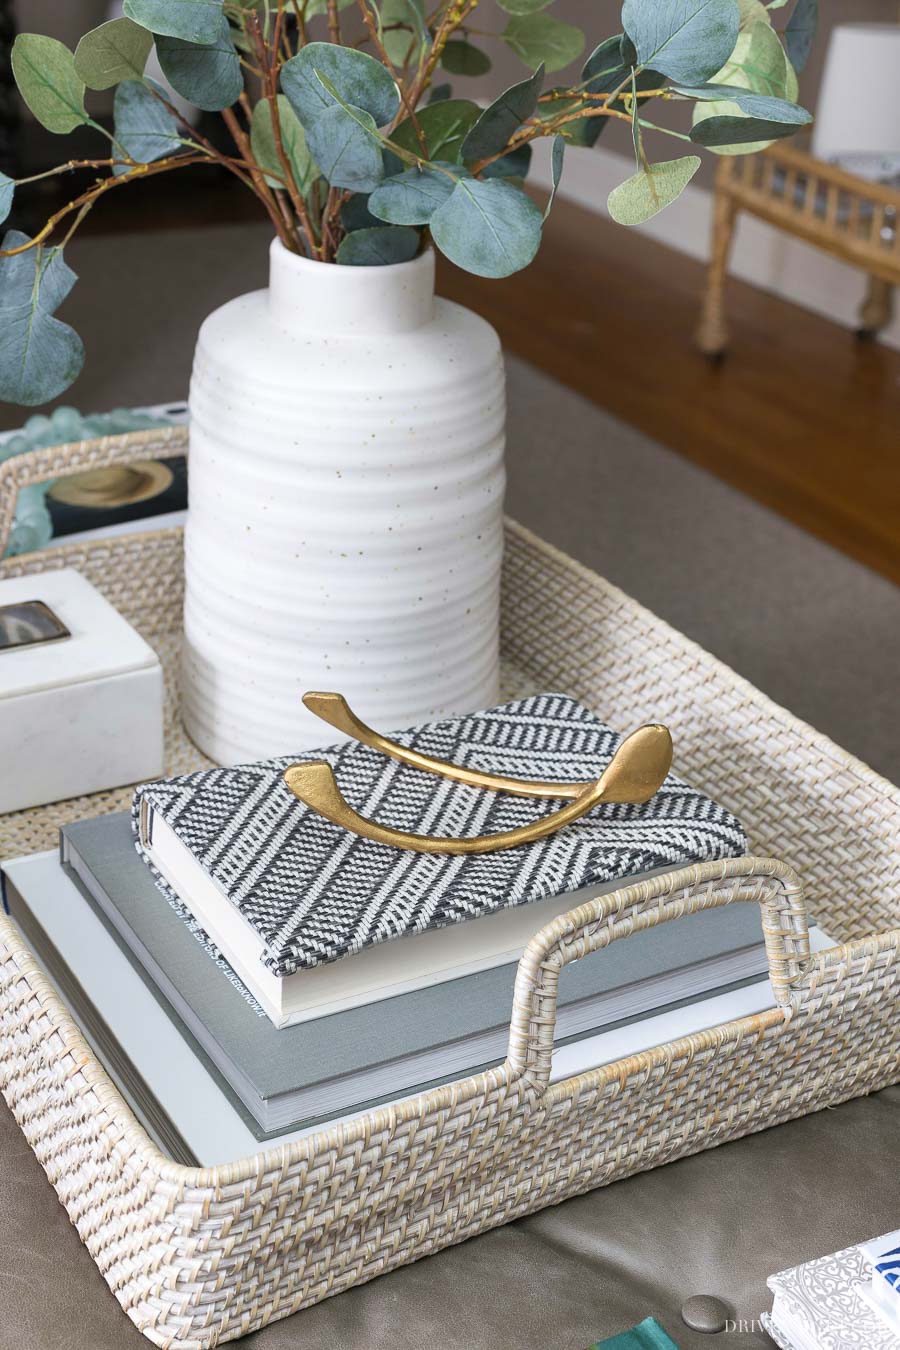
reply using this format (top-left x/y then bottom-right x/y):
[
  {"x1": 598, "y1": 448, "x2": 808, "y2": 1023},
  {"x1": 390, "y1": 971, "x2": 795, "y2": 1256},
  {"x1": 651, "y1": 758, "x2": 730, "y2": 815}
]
[
  {"x1": 48, "y1": 460, "x2": 174, "y2": 509},
  {"x1": 302, "y1": 690, "x2": 671, "y2": 802},
  {"x1": 283, "y1": 699, "x2": 673, "y2": 855}
]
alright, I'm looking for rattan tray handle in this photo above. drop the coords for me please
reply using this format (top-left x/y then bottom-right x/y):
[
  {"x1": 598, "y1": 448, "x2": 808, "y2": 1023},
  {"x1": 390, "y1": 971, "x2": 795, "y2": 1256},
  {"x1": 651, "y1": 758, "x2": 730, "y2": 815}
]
[
  {"x1": 506, "y1": 855, "x2": 810, "y2": 1092},
  {"x1": 0, "y1": 424, "x2": 190, "y2": 556}
]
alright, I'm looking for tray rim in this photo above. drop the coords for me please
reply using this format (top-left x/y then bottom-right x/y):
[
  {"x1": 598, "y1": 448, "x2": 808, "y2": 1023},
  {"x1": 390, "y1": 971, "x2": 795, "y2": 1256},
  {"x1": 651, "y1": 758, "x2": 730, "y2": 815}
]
[{"x1": 2, "y1": 435, "x2": 899, "y2": 1188}]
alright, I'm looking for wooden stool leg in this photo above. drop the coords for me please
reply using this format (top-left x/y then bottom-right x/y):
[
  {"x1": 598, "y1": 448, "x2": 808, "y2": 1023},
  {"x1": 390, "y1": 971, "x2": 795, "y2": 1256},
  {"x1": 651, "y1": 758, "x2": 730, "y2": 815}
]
[
  {"x1": 857, "y1": 275, "x2": 894, "y2": 339},
  {"x1": 697, "y1": 191, "x2": 738, "y2": 358}
]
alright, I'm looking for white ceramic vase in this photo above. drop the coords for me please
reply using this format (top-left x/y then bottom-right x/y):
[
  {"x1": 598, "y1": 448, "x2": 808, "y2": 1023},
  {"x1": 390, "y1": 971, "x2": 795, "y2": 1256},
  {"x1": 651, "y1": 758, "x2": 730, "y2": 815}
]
[{"x1": 181, "y1": 241, "x2": 506, "y2": 765}]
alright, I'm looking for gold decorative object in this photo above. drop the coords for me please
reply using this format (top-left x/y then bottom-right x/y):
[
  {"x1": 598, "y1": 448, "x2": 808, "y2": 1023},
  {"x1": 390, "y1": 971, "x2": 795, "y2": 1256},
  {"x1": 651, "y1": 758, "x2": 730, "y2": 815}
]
[
  {"x1": 48, "y1": 461, "x2": 174, "y2": 509},
  {"x1": 283, "y1": 691, "x2": 673, "y2": 855}
]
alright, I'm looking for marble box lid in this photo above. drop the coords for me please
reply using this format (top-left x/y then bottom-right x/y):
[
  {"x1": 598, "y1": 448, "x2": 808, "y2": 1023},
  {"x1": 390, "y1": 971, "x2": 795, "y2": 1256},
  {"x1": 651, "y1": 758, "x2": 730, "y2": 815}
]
[{"x1": 0, "y1": 568, "x2": 159, "y2": 700}]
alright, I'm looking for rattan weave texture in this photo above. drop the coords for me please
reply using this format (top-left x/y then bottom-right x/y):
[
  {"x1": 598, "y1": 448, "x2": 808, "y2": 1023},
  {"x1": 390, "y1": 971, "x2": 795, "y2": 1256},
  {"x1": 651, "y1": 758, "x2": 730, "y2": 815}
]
[{"x1": 0, "y1": 430, "x2": 897, "y2": 1348}]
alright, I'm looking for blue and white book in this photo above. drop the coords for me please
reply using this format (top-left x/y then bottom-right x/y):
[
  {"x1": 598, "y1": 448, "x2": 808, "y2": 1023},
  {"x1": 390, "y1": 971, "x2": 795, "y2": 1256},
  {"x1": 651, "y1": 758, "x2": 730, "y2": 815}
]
[
  {"x1": 765, "y1": 1237, "x2": 900, "y2": 1350},
  {"x1": 859, "y1": 1231, "x2": 900, "y2": 1336}
]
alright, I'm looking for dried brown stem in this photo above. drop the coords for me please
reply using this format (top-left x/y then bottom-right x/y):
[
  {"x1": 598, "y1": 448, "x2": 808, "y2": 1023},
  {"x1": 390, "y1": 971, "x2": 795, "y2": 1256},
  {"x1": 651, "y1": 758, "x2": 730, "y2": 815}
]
[
  {"x1": 261, "y1": 9, "x2": 322, "y2": 256},
  {"x1": 221, "y1": 105, "x2": 296, "y2": 246},
  {"x1": 290, "y1": 0, "x2": 309, "y2": 45},
  {"x1": 354, "y1": 0, "x2": 427, "y2": 155},
  {"x1": 0, "y1": 155, "x2": 209, "y2": 257},
  {"x1": 405, "y1": 0, "x2": 478, "y2": 112},
  {"x1": 14, "y1": 157, "x2": 133, "y2": 185},
  {"x1": 321, "y1": 186, "x2": 345, "y2": 261}
]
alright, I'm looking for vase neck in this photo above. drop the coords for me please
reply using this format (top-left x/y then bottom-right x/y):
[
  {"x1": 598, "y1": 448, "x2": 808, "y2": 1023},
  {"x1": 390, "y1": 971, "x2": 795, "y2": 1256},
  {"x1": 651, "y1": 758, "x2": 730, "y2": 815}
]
[{"x1": 268, "y1": 240, "x2": 435, "y2": 336}]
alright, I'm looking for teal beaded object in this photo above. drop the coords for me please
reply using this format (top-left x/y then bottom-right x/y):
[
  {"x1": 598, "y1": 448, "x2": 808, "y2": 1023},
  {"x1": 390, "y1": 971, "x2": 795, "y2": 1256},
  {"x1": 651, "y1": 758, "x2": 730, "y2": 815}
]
[{"x1": 0, "y1": 406, "x2": 177, "y2": 557}]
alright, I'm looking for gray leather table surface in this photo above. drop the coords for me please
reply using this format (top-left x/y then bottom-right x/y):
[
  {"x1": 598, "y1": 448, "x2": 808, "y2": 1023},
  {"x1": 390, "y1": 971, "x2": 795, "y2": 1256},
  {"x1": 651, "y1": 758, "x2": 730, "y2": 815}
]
[{"x1": 1, "y1": 224, "x2": 898, "y2": 1350}]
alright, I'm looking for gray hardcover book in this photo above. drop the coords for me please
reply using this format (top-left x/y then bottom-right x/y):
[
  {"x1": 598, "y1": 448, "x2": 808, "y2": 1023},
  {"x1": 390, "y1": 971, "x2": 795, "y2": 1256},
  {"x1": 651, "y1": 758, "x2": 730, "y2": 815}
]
[{"x1": 61, "y1": 812, "x2": 770, "y2": 1138}]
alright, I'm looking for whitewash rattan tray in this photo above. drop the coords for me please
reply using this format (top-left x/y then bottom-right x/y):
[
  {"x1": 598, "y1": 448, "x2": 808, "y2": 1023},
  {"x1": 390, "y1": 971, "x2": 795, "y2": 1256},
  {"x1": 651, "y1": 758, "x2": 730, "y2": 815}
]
[{"x1": 0, "y1": 427, "x2": 898, "y2": 1349}]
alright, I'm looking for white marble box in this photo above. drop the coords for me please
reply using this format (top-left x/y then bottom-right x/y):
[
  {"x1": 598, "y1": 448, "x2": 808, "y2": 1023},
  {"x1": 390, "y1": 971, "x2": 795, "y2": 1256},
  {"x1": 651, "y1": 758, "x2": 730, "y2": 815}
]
[{"x1": 0, "y1": 569, "x2": 164, "y2": 814}]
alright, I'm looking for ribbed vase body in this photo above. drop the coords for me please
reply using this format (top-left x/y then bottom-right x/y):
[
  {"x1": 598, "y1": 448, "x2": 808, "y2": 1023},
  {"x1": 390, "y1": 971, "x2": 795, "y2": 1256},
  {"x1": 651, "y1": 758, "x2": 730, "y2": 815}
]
[{"x1": 182, "y1": 241, "x2": 505, "y2": 764}]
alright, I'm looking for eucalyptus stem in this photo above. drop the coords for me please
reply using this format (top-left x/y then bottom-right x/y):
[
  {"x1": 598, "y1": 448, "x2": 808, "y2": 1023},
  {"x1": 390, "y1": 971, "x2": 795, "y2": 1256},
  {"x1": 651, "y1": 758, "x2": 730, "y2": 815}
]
[
  {"x1": 142, "y1": 79, "x2": 260, "y2": 196},
  {"x1": 321, "y1": 185, "x2": 343, "y2": 260},
  {"x1": 471, "y1": 102, "x2": 634, "y2": 174},
  {"x1": 405, "y1": 0, "x2": 479, "y2": 114},
  {"x1": 0, "y1": 155, "x2": 210, "y2": 257},
  {"x1": 638, "y1": 119, "x2": 692, "y2": 141},
  {"x1": 291, "y1": 0, "x2": 309, "y2": 46},
  {"x1": 221, "y1": 104, "x2": 296, "y2": 246},
  {"x1": 262, "y1": 10, "x2": 322, "y2": 256},
  {"x1": 13, "y1": 158, "x2": 128, "y2": 185},
  {"x1": 59, "y1": 197, "x2": 97, "y2": 249},
  {"x1": 355, "y1": 0, "x2": 428, "y2": 156}
]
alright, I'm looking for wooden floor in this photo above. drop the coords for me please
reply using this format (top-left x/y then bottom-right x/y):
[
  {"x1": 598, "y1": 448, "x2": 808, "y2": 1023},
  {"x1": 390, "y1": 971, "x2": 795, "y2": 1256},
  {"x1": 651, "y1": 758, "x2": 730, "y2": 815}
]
[
  {"x1": 437, "y1": 197, "x2": 900, "y2": 588},
  {"x1": 41, "y1": 164, "x2": 900, "y2": 587}
]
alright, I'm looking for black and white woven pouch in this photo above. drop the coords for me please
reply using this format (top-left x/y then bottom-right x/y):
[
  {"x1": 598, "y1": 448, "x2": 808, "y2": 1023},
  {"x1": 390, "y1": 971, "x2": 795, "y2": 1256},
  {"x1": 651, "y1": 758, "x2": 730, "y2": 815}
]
[{"x1": 133, "y1": 693, "x2": 746, "y2": 982}]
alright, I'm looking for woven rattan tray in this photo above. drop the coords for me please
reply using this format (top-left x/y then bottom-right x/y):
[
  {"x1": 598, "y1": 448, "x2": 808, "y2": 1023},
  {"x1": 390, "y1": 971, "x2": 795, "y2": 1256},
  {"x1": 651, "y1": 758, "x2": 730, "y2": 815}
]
[{"x1": 1, "y1": 428, "x2": 898, "y2": 1349}]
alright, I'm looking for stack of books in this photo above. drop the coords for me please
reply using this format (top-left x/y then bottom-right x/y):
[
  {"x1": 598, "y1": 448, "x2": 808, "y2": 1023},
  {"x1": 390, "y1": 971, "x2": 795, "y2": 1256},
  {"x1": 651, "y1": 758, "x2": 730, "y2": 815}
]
[
  {"x1": 764, "y1": 1229, "x2": 900, "y2": 1348},
  {"x1": 1, "y1": 694, "x2": 828, "y2": 1168}
]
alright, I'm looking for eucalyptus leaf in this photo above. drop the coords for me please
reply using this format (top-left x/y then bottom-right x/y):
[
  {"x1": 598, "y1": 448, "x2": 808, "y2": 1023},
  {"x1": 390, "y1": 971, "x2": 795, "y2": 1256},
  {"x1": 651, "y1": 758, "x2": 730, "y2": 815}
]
[
  {"x1": 341, "y1": 193, "x2": 382, "y2": 231},
  {"x1": 251, "y1": 96, "x2": 318, "y2": 193},
  {"x1": 581, "y1": 35, "x2": 625, "y2": 92},
  {"x1": 376, "y1": 0, "x2": 427, "y2": 67},
  {"x1": 156, "y1": 15, "x2": 242, "y2": 110},
  {"x1": 304, "y1": 102, "x2": 385, "y2": 192},
  {"x1": 123, "y1": 0, "x2": 224, "y2": 44},
  {"x1": 368, "y1": 164, "x2": 460, "y2": 224},
  {"x1": 0, "y1": 232, "x2": 84, "y2": 407},
  {"x1": 11, "y1": 34, "x2": 87, "y2": 134},
  {"x1": 502, "y1": 14, "x2": 584, "y2": 73},
  {"x1": 74, "y1": 18, "x2": 152, "y2": 90},
  {"x1": 607, "y1": 155, "x2": 700, "y2": 225},
  {"x1": 337, "y1": 225, "x2": 421, "y2": 265},
  {"x1": 390, "y1": 98, "x2": 481, "y2": 163},
  {"x1": 460, "y1": 65, "x2": 544, "y2": 161},
  {"x1": 429, "y1": 83, "x2": 452, "y2": 102},
  {"x1": 674, "y1": 82, "x2": 810, "y2": 123},
  {"x1": 714, "y1": 18, "x2": 796, "y2": 98},
  {"x1": 281, "y1": 43, "x2": 399, "y2": 128},
  {"x1": 690, "y1": 111, "x2": 806, "y2": 144},
  {"x1": 497, "y1": 0, "x2": 553, "y2": 14},
  {"x1": 481, "y1": 144, "x2": 532, "y2": 178},
  {"x1": 690, "y1": 18, "x2": 798, "y2": 153},
  {"x1": 740, "y1": 0, "x2": 771, "y2": 25},
  {"x1": 112, "y1": 78, "x2": 183, "y2": 173},
  {"x1": 0, "y1": 174, "x2": 13, "y2": 226},
  {"x1": 430, "y1": 177, "x2": 543, "y2": 277},
  {"x1": 440, "y1": 40, "x2": 492, "y2": 77},
  {"x1": 621, "y1": 0, "x2": 740, "y2": 84},
  {"x1": 785, "y1": 0, "x2": 816, "y2": 73},
  {"x1": 543, "y1": 134, "x2": 564, "y2": 220}
]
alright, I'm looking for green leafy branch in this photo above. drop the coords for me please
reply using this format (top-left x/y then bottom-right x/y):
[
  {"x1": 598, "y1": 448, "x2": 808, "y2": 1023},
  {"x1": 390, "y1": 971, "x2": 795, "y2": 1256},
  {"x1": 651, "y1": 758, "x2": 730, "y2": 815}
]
[{"x1": 1, "y1": 0, "x2": 817, "y2": 406}]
